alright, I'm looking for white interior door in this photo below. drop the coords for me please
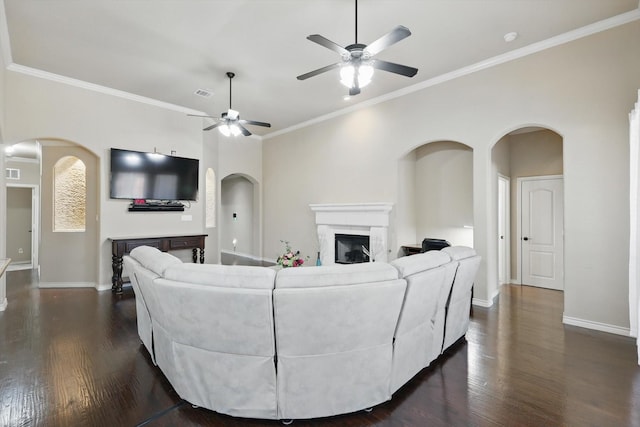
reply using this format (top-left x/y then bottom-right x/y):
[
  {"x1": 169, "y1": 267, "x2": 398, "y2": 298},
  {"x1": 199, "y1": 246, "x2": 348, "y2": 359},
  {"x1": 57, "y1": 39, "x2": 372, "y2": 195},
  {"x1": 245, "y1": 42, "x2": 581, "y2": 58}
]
[
  {"x1": 498, "y1": 175, "x2": 510, "y2": 286},
  {"x1": 520, "y1": 176, "x2": 564, "y2": 290}
]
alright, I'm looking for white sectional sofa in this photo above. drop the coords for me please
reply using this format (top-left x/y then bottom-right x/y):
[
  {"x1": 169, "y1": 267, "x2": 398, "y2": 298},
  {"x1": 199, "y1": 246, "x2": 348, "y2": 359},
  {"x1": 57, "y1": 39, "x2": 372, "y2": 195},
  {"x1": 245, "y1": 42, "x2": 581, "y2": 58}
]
[{"x1": 123, "y1": 245, "x2": 480, "y2": 421}]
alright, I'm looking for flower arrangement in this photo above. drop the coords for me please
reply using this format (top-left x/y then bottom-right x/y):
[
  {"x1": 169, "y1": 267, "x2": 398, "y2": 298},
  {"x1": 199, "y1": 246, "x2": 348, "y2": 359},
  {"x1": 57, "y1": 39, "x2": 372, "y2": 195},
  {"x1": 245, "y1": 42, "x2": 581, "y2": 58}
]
[{"x1": 276, "y1": 240, "x2": 308, "y2": 268}]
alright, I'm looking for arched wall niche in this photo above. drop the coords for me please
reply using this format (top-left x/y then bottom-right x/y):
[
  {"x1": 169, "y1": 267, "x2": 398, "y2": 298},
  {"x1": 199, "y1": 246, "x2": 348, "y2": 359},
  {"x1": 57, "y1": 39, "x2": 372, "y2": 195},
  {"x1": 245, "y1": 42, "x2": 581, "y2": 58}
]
[
  {"x1": 220, "y1": 173, "x2": 260, "y2": 260},
  {"x1": 53, "y1": 155, "x2": 86, "y2": 232},
  {"x1": 396, "y1": 139, "x2": 474, "y2": 255},
  {"x1": 38, "y1": 138, "x2": 101, "y2": 287}
]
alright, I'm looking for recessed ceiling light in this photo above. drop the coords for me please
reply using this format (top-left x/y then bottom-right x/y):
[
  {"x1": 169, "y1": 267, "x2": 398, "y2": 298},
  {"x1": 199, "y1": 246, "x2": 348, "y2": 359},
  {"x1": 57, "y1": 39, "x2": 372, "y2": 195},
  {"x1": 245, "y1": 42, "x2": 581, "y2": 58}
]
[
  {"x1": 343, "y1": 95, "x2": 351, "y2": 101},
  {"x1": 504, "y1": 32, "x2": 518, "y2": 43}
]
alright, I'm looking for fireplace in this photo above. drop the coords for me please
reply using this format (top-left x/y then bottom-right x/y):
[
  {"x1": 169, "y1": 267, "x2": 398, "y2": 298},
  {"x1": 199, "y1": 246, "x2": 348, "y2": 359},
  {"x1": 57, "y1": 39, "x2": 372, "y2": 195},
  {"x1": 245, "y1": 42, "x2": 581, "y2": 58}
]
[
  {"x1": 309, "y1": 203, "x2": 393, "y2": 266},
  {"x1": 335, "y1": 234, "x2": 370, "y2": 264}
]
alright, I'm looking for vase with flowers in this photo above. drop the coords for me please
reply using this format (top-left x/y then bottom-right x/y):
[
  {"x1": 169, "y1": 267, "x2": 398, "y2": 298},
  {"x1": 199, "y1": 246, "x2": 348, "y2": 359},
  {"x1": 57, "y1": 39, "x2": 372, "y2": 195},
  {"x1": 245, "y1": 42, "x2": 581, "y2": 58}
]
[{"x1": 276, "y1": 240, "x2": 309, "y2": 268}]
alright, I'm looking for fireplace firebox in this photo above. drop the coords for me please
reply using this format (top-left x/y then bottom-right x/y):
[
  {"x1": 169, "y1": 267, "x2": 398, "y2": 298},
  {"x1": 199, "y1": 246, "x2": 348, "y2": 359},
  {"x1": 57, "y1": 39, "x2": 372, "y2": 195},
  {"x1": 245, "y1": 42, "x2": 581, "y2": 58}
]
[{"x1": 335, "y1": 234, "x2": 370, "y2": 264}]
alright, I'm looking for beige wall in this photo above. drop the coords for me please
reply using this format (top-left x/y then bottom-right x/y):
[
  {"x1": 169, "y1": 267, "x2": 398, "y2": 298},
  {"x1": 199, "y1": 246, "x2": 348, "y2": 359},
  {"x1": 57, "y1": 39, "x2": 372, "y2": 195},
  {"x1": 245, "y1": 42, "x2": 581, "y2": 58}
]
[
  {"x1": 202, "y1": 131, "x2": 220, "y2": 264},
  {"x1": 263, "y1": 22, "x2": 640, "y2": 332}
]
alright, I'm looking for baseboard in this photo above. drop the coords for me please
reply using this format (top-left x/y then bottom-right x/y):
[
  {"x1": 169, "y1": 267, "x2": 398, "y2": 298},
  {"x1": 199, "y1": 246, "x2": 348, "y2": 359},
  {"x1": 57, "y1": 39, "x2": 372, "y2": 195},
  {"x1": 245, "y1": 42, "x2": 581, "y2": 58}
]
[
  {"x1": 39, "y1": 282, "x2": 97, "y2": 289},
  {"x1": 7, "y1": 263, "x2": 33, "y2": 272},
  {"x1": 473, "y1": 286, "x2": 500, "y2": 308},
  {"x1": 95, "y1": 283, "x2": 113, "y2": 292},
  {"x1": 472, "y1": 298, "x2": 493, "y2": 308},
  {"x1": 562, "y1": 315, "x2": 631, "y2": 337},
  {"x1": 0, "y1": 297, "x2": 7, "y2": 311}
]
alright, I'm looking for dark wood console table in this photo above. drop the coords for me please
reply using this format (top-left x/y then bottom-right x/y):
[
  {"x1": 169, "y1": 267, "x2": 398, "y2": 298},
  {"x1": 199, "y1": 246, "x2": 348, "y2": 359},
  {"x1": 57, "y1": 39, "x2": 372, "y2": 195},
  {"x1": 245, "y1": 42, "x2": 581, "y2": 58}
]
[{"x1": 110, "y1": 234, "x2": 207, "y2": 294}]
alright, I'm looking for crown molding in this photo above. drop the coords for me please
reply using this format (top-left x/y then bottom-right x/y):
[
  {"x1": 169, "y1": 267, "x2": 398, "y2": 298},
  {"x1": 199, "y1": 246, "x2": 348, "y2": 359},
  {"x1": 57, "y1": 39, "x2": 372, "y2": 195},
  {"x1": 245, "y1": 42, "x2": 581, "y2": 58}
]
[
  {"x1": 6, "y1": 63, "x2": 206, "y2": 116},
  {"x1": 263, "y1": 8, "x2": 640, "y2": 140}
]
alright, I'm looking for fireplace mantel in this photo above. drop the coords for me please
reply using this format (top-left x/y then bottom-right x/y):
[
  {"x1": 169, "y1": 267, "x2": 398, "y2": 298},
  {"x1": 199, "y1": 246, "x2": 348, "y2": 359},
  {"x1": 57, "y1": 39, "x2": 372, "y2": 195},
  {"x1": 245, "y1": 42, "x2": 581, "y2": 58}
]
[{"x1": 309, "y1": 203, "x2": 393, "y2": 265}]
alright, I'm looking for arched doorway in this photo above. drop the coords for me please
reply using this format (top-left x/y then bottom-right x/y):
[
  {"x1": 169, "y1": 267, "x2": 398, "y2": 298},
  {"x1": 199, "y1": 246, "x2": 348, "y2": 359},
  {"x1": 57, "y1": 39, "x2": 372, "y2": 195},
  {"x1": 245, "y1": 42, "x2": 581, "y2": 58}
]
[
  {"x1": 220, "y1": 173, "x2": 260, "y2": 265},
  {"x1": 491, "y1": 127, "x2": 564, "y2": 291}
]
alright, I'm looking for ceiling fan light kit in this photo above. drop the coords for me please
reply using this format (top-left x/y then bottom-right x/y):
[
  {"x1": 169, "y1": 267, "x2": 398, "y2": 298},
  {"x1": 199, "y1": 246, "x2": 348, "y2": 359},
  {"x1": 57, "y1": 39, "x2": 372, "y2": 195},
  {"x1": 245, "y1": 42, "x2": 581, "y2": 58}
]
[
  {"x1": 297, "y1": 0, "x2": 418, "y2": 96},
  {"x1": 340, "y1": 62, "x2": 373, "y2": 89}
]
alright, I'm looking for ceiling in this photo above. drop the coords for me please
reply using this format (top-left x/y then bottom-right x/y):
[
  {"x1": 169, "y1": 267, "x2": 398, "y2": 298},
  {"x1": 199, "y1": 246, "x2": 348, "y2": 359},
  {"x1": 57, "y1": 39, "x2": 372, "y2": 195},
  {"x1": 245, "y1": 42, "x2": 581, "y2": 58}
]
[{"x1": 2, "y1": 0, "x2": 639, "y2": 138}]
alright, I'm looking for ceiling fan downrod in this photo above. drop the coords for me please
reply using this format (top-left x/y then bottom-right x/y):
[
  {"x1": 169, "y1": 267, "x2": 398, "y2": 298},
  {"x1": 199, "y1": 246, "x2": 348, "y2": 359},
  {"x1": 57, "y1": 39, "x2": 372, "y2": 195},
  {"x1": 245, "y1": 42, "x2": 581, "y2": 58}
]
[{"x1": 226, "y1": 71, "x2": 235, "y2": 110}]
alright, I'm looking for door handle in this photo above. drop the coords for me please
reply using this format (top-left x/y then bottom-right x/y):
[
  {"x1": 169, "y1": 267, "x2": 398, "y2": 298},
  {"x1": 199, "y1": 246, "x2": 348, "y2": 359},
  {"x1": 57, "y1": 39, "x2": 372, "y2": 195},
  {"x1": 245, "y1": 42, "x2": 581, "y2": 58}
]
[{"x1": 523, "y1": 237, "x2": 529, "y2": 241}]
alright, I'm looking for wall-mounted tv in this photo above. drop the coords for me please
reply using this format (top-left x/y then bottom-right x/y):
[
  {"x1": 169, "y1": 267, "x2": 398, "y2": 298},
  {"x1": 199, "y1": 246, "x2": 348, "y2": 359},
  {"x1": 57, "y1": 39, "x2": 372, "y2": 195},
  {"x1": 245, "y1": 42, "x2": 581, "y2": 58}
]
[{"x1": 110, "y1": 148, "x2": 199, "y2": 201}]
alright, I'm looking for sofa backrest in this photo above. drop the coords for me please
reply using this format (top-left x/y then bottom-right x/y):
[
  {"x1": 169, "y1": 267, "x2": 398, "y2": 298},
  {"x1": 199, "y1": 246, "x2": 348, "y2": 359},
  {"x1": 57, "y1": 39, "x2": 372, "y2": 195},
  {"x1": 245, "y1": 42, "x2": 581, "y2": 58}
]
[
  {"x1": 273, "y1": 263, "x2": 407, "y2": 418},
  {"x1": 275, "y1": 261, "x2": 399, "y2": 288},
  {"x1": 390, "y1": 250, "x2": 453, "y2": 339},
  {"x1": 441, "y1": 246, "x2": 481, "y2": 350},
  {"x1": 123, "y1": 254, "x2": 155, "y2": 362},
  {"x1": 388, "y1": 250, "x2": 457, "y2": 391},
  {"x1": 152, "y1": 264, "x2": 277, "y2": 357},
  {"x1": 274, "y1": 263, "x2": 405, "y2": 355},
  {"x1": 129, "y1": 245, "x2": 182, "y2": 276},
  {"x1": 442, "y1": 246, "x2": 481, "y2": 306}
]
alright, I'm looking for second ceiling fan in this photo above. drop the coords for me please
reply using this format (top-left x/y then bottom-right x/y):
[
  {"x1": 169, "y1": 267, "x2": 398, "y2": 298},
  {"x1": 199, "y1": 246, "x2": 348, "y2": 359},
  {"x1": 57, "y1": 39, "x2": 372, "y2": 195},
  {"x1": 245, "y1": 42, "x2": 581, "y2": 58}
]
[
  {"x1": 190, "y1": 72, "x2": 271, "y2": 137},
  {"x1": 297, "y1": 0, "x2": 418, "y2": 96}
]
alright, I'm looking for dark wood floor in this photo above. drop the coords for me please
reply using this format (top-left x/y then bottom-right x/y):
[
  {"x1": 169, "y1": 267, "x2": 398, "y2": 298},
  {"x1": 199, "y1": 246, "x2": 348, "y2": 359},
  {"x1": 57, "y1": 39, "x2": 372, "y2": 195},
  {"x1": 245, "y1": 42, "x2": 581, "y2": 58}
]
[{"x1": 1, "y1": 271, "x2": 639, "y2": 427}]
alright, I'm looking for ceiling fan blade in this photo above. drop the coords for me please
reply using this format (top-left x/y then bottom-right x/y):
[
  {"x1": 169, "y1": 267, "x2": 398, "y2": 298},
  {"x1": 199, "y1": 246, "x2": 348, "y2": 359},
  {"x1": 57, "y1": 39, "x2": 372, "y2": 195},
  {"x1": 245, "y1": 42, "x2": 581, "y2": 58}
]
[
  {"x1": 238, "y1": 124, "x2": 252, "y2": 136},
  {"x1": 372, "y1": 59, "x2": 418, "y2": 77},
  {"x1": 239, "y1": 119, "x2": 271, "y2": 128},
  {"x1": 349, "y1": 86, "x2": 361, "y2": 96},
  {"x1": 297, "y1": 62, "x2": 341, "y2": 80},
  {"x1": 307, "y1": 34, "x2": 349, "y2": 55},
  {"x1": 364, "y1": 25, "x2": 412, "y2": 57},
  {"x1": 203, "y1": 122, "x2": 223, "y2": 131},
  {"x1": 187, "y1": 113, "x2": 218, "y2": 119}
]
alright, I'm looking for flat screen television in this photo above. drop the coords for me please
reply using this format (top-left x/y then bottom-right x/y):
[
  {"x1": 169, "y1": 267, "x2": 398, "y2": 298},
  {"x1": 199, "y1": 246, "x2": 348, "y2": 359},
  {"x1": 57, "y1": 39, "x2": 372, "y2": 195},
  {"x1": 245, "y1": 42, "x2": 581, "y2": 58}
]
[{"x1": 110, "y1": 148, "x2": 199, "y2": 201}]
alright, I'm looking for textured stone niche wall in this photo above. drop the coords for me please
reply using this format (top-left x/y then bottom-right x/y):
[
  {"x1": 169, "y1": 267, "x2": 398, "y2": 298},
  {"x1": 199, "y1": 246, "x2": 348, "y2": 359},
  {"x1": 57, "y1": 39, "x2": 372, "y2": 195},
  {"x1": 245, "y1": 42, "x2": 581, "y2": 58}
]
[{"x1": 53, "y1": 156, "x2": 86, "y2": 231}]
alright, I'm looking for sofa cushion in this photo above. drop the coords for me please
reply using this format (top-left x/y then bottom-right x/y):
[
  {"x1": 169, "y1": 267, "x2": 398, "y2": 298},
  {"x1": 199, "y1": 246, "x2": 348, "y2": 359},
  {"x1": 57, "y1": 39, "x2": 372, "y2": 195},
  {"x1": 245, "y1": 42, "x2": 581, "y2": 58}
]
[
  {"x1": 275, "y1": 262, "x2": 399, "y2": 289},
  {"x1": 129, "y1": 245, "x2": 182, "y2": 276},
  {"x1": 442, "y1": 246, "x2": 477, "y2": 261},
  {"x1": 163, "y1": 264, "x2": 276, "y2": 289},
  {"x1": 390, "y1": 250, "x2": 451, "y2": 278}
]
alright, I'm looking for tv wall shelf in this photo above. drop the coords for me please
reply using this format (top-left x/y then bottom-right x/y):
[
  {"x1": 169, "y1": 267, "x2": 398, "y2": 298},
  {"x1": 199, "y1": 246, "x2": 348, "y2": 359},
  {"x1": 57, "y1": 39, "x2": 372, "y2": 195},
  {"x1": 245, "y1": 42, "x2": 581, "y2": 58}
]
[{"x1": 128, "y1": 203, "x2": 185, "y2": 212}]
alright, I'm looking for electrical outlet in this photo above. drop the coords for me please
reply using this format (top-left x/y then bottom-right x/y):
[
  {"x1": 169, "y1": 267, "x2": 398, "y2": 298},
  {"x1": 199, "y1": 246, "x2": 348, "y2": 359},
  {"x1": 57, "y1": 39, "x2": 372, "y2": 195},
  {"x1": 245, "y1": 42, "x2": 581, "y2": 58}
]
[{"x1": 18, "y1": 248, "x2": 23, "y2": 254}]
